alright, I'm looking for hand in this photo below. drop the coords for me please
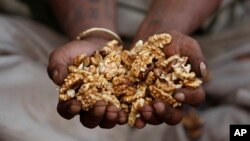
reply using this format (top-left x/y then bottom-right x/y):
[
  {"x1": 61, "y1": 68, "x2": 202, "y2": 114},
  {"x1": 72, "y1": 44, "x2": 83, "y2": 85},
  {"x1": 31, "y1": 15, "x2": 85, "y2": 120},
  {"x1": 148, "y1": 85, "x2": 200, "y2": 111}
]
[
  {"x1": 47, "y1": 38, "x2": 128, "y2": 128},
  {"x1": 133, "y1": 31, "x2": 206, "y2": 128}
]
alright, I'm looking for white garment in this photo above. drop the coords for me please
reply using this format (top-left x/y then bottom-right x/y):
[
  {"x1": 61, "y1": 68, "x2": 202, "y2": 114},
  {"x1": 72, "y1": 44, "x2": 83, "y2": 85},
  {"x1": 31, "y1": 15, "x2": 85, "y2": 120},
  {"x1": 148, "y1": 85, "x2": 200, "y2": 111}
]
[
  {"x1": 0, "y1": 15, "x2": 130, "y2": 141},
  {"x1": 1, "y1": 0, "x2": 250, "y2": 140},
  {"x1": 117, "y1": 0, "x2": 151, "y2": 37}
]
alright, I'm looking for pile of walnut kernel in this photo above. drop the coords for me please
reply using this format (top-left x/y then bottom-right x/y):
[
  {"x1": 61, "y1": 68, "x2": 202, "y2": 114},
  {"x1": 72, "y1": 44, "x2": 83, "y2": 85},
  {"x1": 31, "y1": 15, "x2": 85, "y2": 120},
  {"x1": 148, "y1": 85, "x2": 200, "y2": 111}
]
[{"x1": 59, "y1": 33, "x2": 202, "y2": 126}]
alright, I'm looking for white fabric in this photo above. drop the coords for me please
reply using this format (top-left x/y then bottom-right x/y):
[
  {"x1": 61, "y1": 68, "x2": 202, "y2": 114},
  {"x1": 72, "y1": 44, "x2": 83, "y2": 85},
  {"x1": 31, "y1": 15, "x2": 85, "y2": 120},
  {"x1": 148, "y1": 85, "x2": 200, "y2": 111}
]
[
  {"x1": 0, "y1": 15, "x2": 131, "y2": 141},
  {"x1": 1, "y1": 1, "x2": 250, "y2": 140},
  {"x1": 117, "y1": 0, "x2": 151, "y2": 37}
]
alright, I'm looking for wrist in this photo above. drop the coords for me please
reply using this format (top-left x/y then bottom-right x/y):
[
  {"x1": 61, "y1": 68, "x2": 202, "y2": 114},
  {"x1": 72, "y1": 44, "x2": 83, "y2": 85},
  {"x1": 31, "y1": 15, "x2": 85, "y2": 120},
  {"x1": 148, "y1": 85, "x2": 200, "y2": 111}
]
[
  {"x1": 83, "y1": 36, "x2": 110, "y2": 45},
  {"x1": 135, "y1": 0, "x2": 221, "y2": 41},
  {"x1": 73, "y1": 36, "x2": 110, "y2": 52},
  {"x1": 76, "y1": 27, "x2": 122, "y2": 45},
  {"x1": 51, "y1": 0, "x2": 118, "y2": 40},
  {"x1": 149, "y1": 0, "x2": 219, "y2": 33},
  {"x1": 68, "y1": 25, "x2": 118, "y2": 40},
  {"x1": 134, "y1": 17, "x2": 191, "y2": 42},
  {"x1": 75, "y1": 28, "x2": 121, "y2": 50},
  {"x1": 134, "y1": 8, "x2": 193, "y2": 42},
  {"x1": 76, "y1": 27, "x2": 121, "y2": 43}
]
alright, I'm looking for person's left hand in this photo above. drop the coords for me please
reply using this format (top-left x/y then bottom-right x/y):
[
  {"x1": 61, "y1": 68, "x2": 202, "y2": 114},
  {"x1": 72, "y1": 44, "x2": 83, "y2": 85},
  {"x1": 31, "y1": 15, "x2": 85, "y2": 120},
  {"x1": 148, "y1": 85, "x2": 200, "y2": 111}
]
[{"x1": 132, "y1": 31, "x2": 206, "y2": 128}]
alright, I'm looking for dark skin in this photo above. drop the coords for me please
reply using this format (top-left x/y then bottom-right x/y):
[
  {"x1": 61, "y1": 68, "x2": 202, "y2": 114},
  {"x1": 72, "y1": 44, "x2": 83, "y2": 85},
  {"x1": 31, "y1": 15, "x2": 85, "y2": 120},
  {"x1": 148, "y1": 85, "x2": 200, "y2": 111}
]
[
  {"x1": 132, "y1": 0, "x2": 221, "y2": 128},
  {"x1": 48, "y1": 0, "x2": 221, "y2": 129},
  {"x1": 50, "y1": 0, "x2": 117, "y2": 39}
]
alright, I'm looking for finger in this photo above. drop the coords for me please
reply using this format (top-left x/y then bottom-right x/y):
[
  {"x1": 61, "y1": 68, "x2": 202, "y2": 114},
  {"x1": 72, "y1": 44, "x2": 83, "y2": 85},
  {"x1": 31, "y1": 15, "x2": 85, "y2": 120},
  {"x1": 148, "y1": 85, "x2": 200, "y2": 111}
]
[
  {"x1": 179, "y1": 36, "x2": 207, "y2": 78},
  {"x1": 47, "y1": 41, "x2": 97, "y2": 85},
  {"x1": 92, "y1": 101, "x2": 108, "y2": 117},
  {"x1": 47, "y1": 49, "x2": 68, "y2": 86},
  {"x1": 118, "y1": 110, "x2": 128, "y2": 125},
  {"x1": 134, "y1": 118, "x2": 146, "y2": 129},
  {"x1": 99, "y1": 105, "x2": 119, "y2": 129},
  {"x1": 80, "y1": 101, "x2": 107, "y2": 128},
  {"x1": 153, "y1": 100, "x2": 183, "y2": 125},
  {"x1": 57, "y1": 99, "x2": 81, "y2": 119},
  {"x1": 173, "y1": 92, "x2": 185, "y2": 103},
  {"x1": 140, "y1": 105, "x2": 162, "y2": 125},
  {"x1": 174, "y1": 86, "x2": 205, "y2": 106},
  {"x1": 163, "y1": 31, "x2": 183, "y2": 58},
  {"x1": 163, "y1": 31, "x2": 208, "y2": 79}
]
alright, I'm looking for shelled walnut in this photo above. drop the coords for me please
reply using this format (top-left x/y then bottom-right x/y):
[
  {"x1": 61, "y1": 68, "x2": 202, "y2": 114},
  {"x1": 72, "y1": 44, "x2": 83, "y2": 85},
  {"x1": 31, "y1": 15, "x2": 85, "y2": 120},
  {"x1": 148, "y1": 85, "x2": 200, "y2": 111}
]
[{"x1": 59, "y1": 33, "x2": 202, "y2": 126}]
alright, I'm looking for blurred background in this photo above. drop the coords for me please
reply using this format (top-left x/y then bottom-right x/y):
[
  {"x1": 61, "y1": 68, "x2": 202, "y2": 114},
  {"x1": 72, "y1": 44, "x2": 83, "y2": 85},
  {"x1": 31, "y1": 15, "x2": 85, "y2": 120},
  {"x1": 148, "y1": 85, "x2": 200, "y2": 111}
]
[{"x1": 0, "y1": 0, "x2": 250, "y2": 141}]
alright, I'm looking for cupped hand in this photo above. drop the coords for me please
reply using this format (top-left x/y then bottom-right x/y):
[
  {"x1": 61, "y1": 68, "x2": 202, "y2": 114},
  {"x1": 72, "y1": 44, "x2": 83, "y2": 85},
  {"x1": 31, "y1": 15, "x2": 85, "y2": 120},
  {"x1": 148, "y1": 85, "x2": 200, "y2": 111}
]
[
  {"x1": 133, "y1": 31, "x2": 206, "y2": 128},
  {"x1": 47, "y1": 37, "x2": 128, "y2": 128}
]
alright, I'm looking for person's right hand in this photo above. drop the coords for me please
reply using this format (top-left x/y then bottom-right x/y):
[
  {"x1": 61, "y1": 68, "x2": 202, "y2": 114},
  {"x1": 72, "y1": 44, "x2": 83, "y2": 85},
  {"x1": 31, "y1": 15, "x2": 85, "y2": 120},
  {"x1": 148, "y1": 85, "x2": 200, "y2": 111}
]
[{"x1": 47, "y1": 37, "x2": 128, "y2": 128}]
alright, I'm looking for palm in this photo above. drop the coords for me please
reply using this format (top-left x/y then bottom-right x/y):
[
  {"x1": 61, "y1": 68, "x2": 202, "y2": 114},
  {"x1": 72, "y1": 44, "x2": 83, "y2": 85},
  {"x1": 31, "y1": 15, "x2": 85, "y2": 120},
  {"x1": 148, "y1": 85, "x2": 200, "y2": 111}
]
[
  {"x1": 48, "y1": 39, "x2": 128, "y2": 129},
  {"x1": 133, "y1": 31, "x2": 206, "y2": 128}
]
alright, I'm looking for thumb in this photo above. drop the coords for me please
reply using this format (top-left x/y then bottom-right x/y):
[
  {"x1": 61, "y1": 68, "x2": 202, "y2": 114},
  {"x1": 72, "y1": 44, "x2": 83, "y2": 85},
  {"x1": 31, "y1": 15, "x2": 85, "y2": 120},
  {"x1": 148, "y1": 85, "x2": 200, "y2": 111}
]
[
  {"x1": 47, "y1": 40, "x2": 98, "y2": 85},
  {"x1": 163, "y1": 31, "x2": 208, "y2": 80},
  {"x1": 180, "y1": 36, "x2": 208, "y2": 79},
  {"x1": 47, "y1": 47, "x2": 69, "y2": 86}
]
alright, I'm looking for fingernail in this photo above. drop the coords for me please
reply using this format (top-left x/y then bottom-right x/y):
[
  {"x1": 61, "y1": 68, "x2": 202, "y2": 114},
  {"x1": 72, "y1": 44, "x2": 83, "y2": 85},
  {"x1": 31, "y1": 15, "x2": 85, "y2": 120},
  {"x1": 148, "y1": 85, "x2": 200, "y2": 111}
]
[
  {"x1": 106, "y1": 112, "x2": 117, "y2": 120},
  {"x1": 95, "y1": 101, "x2": 108, "y2": 107},
  {"x1": 153, "y1": 102, "x2": 165, "y2": 113},
  {"x1": 118, "y1": 110, "x2": 126, "y2": 118},
  {"x1": 53, "y1": 70, "x2": 59, "y2": 84},
  {"x1": 140, "y1": 104, "x2": 152, "y2": 112},
  {"x1": 93, "y1": 106, "x2": 106, "y2": 117},
  {"x1": 106, "y1": 105, "x2": 119, "y2": 113},
  {"x1": 141, "y1": 111, "x2": 153, "y2": 121},
  {"x1": 174, "y1": 93, "x2": 185, "y2": 102},
  {"x1": 68, "y1": 105, "x2": 81, "y2": 114},
  {"x1": 200, "y1": 62, "x2": 207, "y2": 78}
]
